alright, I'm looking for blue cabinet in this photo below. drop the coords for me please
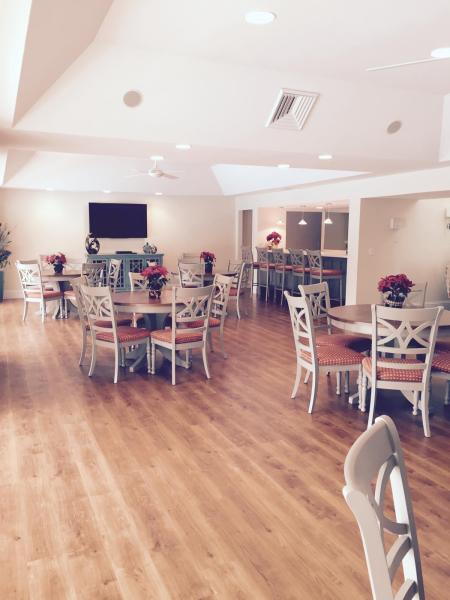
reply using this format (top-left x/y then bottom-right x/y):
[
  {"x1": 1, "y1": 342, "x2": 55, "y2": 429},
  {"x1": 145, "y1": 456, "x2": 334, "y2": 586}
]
[{"x1": 87, "y1": 253, "x2": 164, "y2": 291}]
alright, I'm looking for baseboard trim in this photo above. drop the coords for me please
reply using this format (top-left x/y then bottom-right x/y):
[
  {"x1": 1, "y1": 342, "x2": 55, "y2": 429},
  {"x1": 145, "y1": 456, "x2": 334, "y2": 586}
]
[{"x1": 3, "y1": 291, "x2": 22, "y2": 300}]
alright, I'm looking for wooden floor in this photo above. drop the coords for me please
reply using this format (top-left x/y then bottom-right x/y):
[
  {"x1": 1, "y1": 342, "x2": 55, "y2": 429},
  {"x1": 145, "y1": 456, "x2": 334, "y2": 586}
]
[{"x1": 0, "y1": 297, "x2": 449, "y2": 599}]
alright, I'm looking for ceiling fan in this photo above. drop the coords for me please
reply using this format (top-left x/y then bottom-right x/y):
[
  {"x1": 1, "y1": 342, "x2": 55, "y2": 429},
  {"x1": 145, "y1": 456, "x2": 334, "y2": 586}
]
[
  {"x1": 126, "y1": 159, "x2": 179, "y2": 180},
  {"x1": 367, "y1": 48, "x2": 450, "y2": 72}
]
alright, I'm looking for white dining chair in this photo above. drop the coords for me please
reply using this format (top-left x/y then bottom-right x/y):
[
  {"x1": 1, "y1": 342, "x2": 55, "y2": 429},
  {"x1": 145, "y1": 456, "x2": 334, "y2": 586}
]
[
  {"x1": 360, "y1": 304, "x2": 443, "y2": 437},
  {"x1": 178, "y1": 262, "x2": 205, "y2": 287},
  {"x1": 284, "y1": 292, "x2": 364, "y2": 412},
  {"x1": 305, "y1": 249, "x2": 344, "y2": 306},
  {"x1": 403, "y1": 282, "x2": 428, "y2": 308},
  {"x1": 151, "y1": 285, "x2": 214, "y2": 385},
  {"x1": 129, "y1": 272, "x2": 147, "y2": 290},
  {"x1": 343, "y1": 415, "x2": 425, "y2": 600},
  {"x1": 256, "y1": 247, "x2": 274, "y2": 302},
  {"x1": 108, "y1": 258, "x2": 122, "y2": 291},
  {"x1": 64, "y1": 261, "x2": 106, "y2": 316},
  {"x1": 209, "y1": 274, "x2": 233, "y2": 357},
  {"x1": 16, "y1": 261, "x2": 64, "y2": 322},
  {"x1": 227, "y1": 261, "x2": 251, "y2": 319},
  {"x1": 179, "y1": 253, "x2": 201, "y2": 264},
  {"x1": 431, "y1": 350, "x2": 450, "y2": 405},
  {"x1": 81, "y1": 285, "x2": 151, "y2": 383}
]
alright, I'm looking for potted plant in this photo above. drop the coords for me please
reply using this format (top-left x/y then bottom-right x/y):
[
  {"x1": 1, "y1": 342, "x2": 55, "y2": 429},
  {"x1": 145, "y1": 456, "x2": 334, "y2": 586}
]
[
  {"x1": 377, "y1": 273, "x2": 415, "y2": 307},
  {"x1": 200, "y1": 251, "x2": 216, "y2": 274},
  {"x1": 141, "y1": 265, "x2": 169, "y2": 298},
  {"x1": 266, "y1": 231, "x2": 282, "y2": 249},
  {"x1": 0, "y1": 223, "x2": 12, "y2": 303},
  {"x1": 46, "y1": 252, "x2": 67, "y2": 274}
]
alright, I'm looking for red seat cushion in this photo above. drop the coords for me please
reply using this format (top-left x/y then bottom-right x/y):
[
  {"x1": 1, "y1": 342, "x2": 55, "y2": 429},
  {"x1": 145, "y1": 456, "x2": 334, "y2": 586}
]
[
  {"x1": 252, "y1": 262, "x2": 260, "y2": 269},
  {"x1": 27, "y1": 290, "x2": 63, "y2": 299},
  {"x1": 435, "y1": 340, "x2": 450, "y2": 353},
  {"x1": 229, "y1": 287, "x2": 244, "y2": 296},
  {"x1": 292, "y1": 267, "x2": 311, "y2": 273},
  {"x1": 310, "y1": 269, "x2": 342, "y2": 277},
  {"x1": 94, "y1": 317, "x2": 132, "y2": 328},
  {"x1": 301, "y1": 345, "x2": 363, "y2": 367},
  {"x1": 96, "y1": 326, "x2": 151, "y2": 344},
  {"x1": 362, "y1": 356, "x2": 423, "y2": 382},
  {"x1": 259, "y1": 264, "x2": 276, "y2": 269},
  {"x1": 275, "y1": 265, "x2": 293, "y2": 271},
  {"x1": 185, "y1": 317, "x2": 221, "y2": 328},
  {"x1": 151, "y1": 329, "x2": 203, "y2": 344},
  {"x1": 316, "y1": 333, "x2": 371, "y2": 353},
  {"x1": 432, "y1": 352, "x2": 450, "y2": 374}
]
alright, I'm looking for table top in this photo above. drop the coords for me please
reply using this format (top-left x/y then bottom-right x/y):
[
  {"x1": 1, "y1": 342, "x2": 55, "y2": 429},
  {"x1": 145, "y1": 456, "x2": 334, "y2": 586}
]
[
  {"x1": 42, "y1": 271, "x2": 81, "y2": 282},
  {"x1": 112, "y1": 289, "x2": 175, "y2": 313},
  {"x1": 328, "y1": 303, "x2": 450, "y2": 328}
]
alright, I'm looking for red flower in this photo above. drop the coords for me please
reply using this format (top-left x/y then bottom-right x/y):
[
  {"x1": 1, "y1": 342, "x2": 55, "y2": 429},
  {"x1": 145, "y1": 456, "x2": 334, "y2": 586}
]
[
  {"x1": 200, "y1": 251, "x2": 216, "y2": 263},
  {"x1": 141, "y1": 265, "x2": 169, "y2": 285},
  {"x1": 266, "y1": 231, "x2": 282, "y2": 243},
  {"x1": 46, "y1": 252, "x2": 67, "y2": 265},
  {"x1": 377, "y1": 273, "x2": 414, "y2": 298}
]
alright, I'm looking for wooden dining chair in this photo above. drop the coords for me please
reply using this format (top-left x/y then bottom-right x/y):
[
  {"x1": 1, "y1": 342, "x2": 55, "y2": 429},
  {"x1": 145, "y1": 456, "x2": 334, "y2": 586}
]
[
  {"x1": 240, "y1": 246, "x2": 257, "y2": 294},
  {"x1": 255, "y1": 247, "x2": 274, "y2": 302},
  {"x1": 129, "y1": 272, "x2": 148, "y2": 290},
  {"x1": 403, "y1": 282, "x2": 428, "y2": 308},
  {"x1": 272, "y1": 248, "x2": 292, "y2": 305},
  {"x1": 16, "y1": 261, "x2": 64, "y2": 322},
  {"x1": 209, "y1": 274, "x2": 233, "y2": 357},
  {"x1": 81, "y1": 285, "x2": 151, "y2": 383},
  {"x1": 151, "y1": 285, "x2": 214, "y2": 385},
  {"x1": 108, "y1": 258, "x2": 122, "y2": 292},
  {"x1": 343, "y1": 415, "x2": 425, "y2": 600},
  {"x1": 306, "y1": 249, "x2": 344, "y2": 306},
  {"x1": 284, "y1": 292, "x2": 364, "y2": 412},
  {"x1": 227, "y1": 261, "x2": 250, "y2": 319},
  {"x1": 360, "y1": 304, "x2": 443, "y2": 437},
  {"x1": 64, "y1": 262, "x2": 106, "y2": 316},
  {"x1": 178, "y1": 262, "x2": 205, "y2": 287},
  {"x1": 288, "y1": 249, "x2": 309, "y2": 294}
]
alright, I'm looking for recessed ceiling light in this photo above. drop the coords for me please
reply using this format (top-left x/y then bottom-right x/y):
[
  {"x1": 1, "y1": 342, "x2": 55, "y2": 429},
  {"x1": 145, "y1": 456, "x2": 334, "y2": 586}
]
[
  {"x1": 103, "y1": 189, "x2": 111, "y2": 194},
  {"x1": 45, "y1": 187, "x2": 54, "y2": 191},
  {"x1": 245, "y1": 11, "x2": 276, "y2": 25},
  {"x1": 277, "y1": 163, "x2": 290, "y2": 169},
  {"x1": 318, "y1": 154, "x2": 333, "y2": 160},
  {"x1": 175, "y1": 144, "x2": 191, "y2": 150},
  {"x1": 155, "y1": 192, "x2": 163, "y2": 196},
  {"x1": 315, "y1": 205, "x2": 323, "y2": 209},
  {"x1": 431, "y1": 47, "x2": 450, "y2": 58},
  {"x1": 150, "y1": 155, "x2": 164, "y2": 161}
]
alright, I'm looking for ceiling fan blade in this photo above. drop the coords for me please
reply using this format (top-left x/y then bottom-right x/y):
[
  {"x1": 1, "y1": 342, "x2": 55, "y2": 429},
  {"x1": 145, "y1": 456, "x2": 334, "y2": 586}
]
[
  {"x1": 124, "y1": 171, "x2": 148, "y2": 178},
  {"x1": 162, "y1": 173, "x2": 179, "y2": 180},
  {"x1": 366, "y1": 57, "x2": 448, "y2": 72}
]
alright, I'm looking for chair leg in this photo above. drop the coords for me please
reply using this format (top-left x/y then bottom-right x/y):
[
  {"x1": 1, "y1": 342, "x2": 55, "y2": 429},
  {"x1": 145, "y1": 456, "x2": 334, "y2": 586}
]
[
  {"x1": 291, "y1": 362, "x2": 302, "y2": 399},
  {"x1": 444, "y1": 380, "x2": 450, "y2": 405},
  {"x1": 412, "y1": 391, "x2": 419, "y2": 415},
  {"x1": 171, "y1": 348, "x2": 176, "y2": 385},
  {"x1": 113, "y1": 346, "x2": 120, "y2": 384},
  {"x1": 208, "y1": 331, "x2": 215, "y2": 353},
  {"x1": 79, "y1": 327, "x2": 87, "y2": 366},
  {"x1": 219, "y1": 327, "x2": 227, "y2": 359},
  {"x1": 202, "y1": 344, "x2": 211, "y2": 380},
  {"x1": 344, "y1": 371, "x2": 350, "y2": 394},
  {"x1": 339, "y1": 277, "x2": 343, "y2": 306},
  {"x1": 41, "y1": 301, "x2": 46, "y2": 323},
  {"x1": 360, "y1": 374, "x2": 368, "y2": 412},
  {"x1": 367, "y1": 382, "x2": 377, "y2": 428},
  {"x1": 308, "y1": 371, "x2": 318, "y2": 413},
  {"x1": 88, "y1": 338, "x2": 97, "y2": 377},
  {"x1": 146, "y1": 340, "x2": 151, "y2": 373},
  {"x1": 151, "y1": 342, "x2": 156, "y2": 375},
  {"x1": 22, "y1": 301, "x2": 28, "y2": 322},
  {"x1": 236, "y1": 296, "x2": 241, "y2": 320},
  {"x1": 420, "y1": 390, "x2": 431, "y2": 437},
  {"x1": 336, "y1": 372, "x2": 341, "y2": 395},
  {"x1": 304, "y1": 371, "x2": 310, "y2": 384}
]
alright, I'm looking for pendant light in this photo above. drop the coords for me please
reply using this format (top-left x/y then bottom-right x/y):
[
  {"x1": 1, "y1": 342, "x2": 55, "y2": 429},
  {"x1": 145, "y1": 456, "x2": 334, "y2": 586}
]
[
  {"x1": 324, "y1": 204, "x2": 333, "y2": 225},
  {"x1": 276, "y1": 206, "x2": 284, "y2": 226},
  {"x1": 298, "y1": 206, "x2": 307, "y2": 226}
]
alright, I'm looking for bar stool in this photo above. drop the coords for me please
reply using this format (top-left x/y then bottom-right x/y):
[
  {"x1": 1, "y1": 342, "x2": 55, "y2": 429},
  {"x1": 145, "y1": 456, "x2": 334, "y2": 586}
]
[
  {"x1": 272, "y1": 249, "x2": 292, "y2": 305},
  {"x1": 288, "y1": 249, "x2": 309, "y2": 295},
  {"x1": 256, "y1": 247, "x2": 275, "y2": 302},
  {"x1": 241, "y1": 246, "x2": 257, "y2": 295},
  {"x1": 306, "y1": 250, "x2": 344, "y2": 306}
]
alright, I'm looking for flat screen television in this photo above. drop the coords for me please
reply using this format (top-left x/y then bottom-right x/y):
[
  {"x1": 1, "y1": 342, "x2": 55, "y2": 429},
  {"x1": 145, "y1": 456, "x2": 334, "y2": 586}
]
[{"x1": 88, "y1": 203, "x2": 147, "y2": 238}]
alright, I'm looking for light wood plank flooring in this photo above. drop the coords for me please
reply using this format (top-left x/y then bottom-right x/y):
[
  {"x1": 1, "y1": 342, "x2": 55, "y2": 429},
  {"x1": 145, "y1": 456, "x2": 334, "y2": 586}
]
[{"x1": 0, "y1": 298, "x2": 449, "y2": 599}]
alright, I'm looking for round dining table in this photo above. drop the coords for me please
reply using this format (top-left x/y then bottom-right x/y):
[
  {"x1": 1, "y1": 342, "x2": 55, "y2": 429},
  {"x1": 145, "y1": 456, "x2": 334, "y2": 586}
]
[
  {"x1": 112, "y1": 289, "x2": 189, "y2": 372},
  {"x1": 42, "y1": 271, "x2": 81, "y2": 318}
]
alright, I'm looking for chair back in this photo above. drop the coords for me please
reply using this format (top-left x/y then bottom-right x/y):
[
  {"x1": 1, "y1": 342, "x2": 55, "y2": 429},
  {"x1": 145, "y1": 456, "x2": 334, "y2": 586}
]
[
  {"x1": 288, "y1": 249, "x2": 307, "y2": 271},
  {"x1": 446, "y1": 265, "x2": 450, "y2": 299},
  {"x1": 298, "y1": 282, "x2": 331, "y2": 331},
  {"x1": 370, "y1": 304, "x2": 442, "y2": 385},
  {"x1": 171, "y1": 285, "x2": 214, "y2": 342},
  {"x1": 16, "y1": 261, "x2": 44, "y2": 299},
  {"x1": 82, "y1": 262, "x2": 105, "y2": 286},
  {"x1": 80, "y1": 285, "x2": 118, "y2": 339},
  {"x1": 228, "y1": 261, "x2": 250, "y2": 294},
  {"x1": 343, "y1": 415, "x2": 425, "y2": 600},
  {"x1": 108, "y1": 258, "x2": 122, "y2": 291},
  {"x1": 70, "y1": 276, "x2": 88, "y2": 324},
  {"x1": 241, "y1": 246, "x2": 253, "y2": 263},
  {"x1": 212, "y1": 274, "x2": 233, "y2": 323},
  {"x1": 38, "y1": 254, "x2": 53, "y2": 273},
  {"x1": 178, "y1": 262, "x2": 205, "y2": 287},
  {"x1": 304, "y1": 249, "x2": 322, "y2": 273},
  {"x1": 256, "y1": 247, "x2": 270, "y2": 266},
  {"x1": 129, "y1": 272, "x2": 148, "y2": 290},
  {"x1": 403, "y1": 282, "x2": 427, "y2": 308},
  {"x1": 284, "y1": 293, "x2": 316, "y2": 365},
  {"x1": 65, "y1": 257, "x2": 83, "y2": 271},
  {"x1": 271, "y1": 248, "x2": 287, "y2": 267},
  {"x1": 179, "y1": 253, "x2": 201, "y2": 264}
]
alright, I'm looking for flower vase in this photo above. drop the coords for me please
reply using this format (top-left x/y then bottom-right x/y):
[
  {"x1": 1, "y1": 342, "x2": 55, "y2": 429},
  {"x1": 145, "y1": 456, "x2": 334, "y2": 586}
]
[
  {"x1": 148, "y1": 282, "x2": 162, "y2": 299},
  {"x1": 205, "y1": 262, "x2": 213, "y2": 274},
  {"x1": 384, "y1": 296, "x2": 404, "y2": 308},
  {"x1": 54, "y1": 263, "x2": 64, "y2": 274}
]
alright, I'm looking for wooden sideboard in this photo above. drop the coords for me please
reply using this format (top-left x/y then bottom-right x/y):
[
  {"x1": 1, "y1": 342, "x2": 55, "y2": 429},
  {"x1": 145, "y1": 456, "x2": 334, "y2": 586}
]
[{"x1": 87, "y1": 253, "x2": 164, "y2": 291}]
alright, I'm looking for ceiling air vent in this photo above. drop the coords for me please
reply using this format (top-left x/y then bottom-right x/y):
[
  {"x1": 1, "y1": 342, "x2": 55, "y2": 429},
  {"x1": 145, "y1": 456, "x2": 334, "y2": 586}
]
[{"x1": 266, "y1": 88, "x2": 319, "y2": 130}]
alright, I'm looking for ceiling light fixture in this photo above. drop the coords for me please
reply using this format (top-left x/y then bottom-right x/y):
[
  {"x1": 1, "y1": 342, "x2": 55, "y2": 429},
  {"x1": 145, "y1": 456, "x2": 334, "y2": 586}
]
[
  {"x1": 103, "y1": 189, "x2": 111, "y2": 194},
  {"x1": 315, "y1": 205, "x2": 323, "y2": 209},
  {"x1": 45, "y1": 187, "x2": 54, "y2": 191},
  {"x1": 431, "y1": 47, "x2": 450, "y2": 58},
  {"x1": 298, "y1": 206, "x2": 307, "y2": 226},
  {"x1": 276, "y1": 206, "x2": 284, "y2": 226},
  {"x1": 277, "y1": 163, "x2": 290, "y2": 169},
  {"x1": 318, "y1": 154, "x2": 333, "y2": 160},
  {"x1": 175, "y1": 144, "x2": 191, "y2": 150},
  {"x1": 245, "y1": 11, "x2": 276, "y2": 25},
  {"x1": 155, "y1": 192, "x2": 163, "y2": 196},
  {"x1": 150, "y1": 155, "x2": 164, "y2": 161},
  {"x1": 324, "y1": 204, "x2": 333, "y2": 225}
]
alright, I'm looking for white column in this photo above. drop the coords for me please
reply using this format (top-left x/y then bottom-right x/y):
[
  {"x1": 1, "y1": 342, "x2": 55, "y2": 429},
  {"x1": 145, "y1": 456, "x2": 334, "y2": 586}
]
[{"x1": 346, "y1": 196, "x2": 362, "y2": 304}]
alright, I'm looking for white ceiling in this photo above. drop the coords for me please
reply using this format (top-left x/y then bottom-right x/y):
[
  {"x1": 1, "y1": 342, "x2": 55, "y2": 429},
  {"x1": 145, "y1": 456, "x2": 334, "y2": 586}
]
[{"x1": 1, "y1": 0, "x2": 450, "y2": 196}]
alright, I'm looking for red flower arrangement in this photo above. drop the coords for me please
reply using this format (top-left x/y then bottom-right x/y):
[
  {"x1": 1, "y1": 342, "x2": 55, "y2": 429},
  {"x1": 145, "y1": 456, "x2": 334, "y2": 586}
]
[
  {"x1": 141, "y1": 265, "x2": 169, "y2": 285},
  {"x1": 200, "y1": 251, "x2": 216, "y2": 264},
  {"x1": 46, "y1": 252, "x2": 66, "y2": 265},
  {"x1": 266, "y1": 231, "x2": 282, "y2": 247},
  {"x1": 377, "y1": 273, "x2": 414, "y2": 305}
]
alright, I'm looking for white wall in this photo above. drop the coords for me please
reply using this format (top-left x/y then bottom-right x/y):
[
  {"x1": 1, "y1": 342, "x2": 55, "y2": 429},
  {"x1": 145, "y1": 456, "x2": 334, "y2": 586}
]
[
  {"x1": 356, "y1": 196, "x2": 450, "y2": 305},
  {"x1": 0, "y1": 189, "x2": 235, "y2": 297}
]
